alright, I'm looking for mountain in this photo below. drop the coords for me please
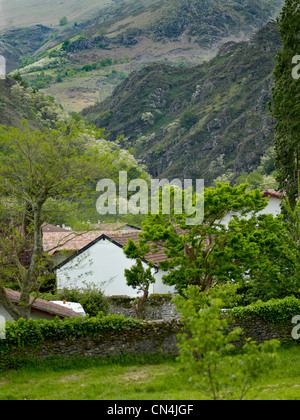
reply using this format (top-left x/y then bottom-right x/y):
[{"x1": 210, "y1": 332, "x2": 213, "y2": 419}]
[
  {"x1": 0, "y1": 25, "x2": 54, "y2": 73},
  {"x1": 4, "y1": 0, "x2": 283, "y2": 112},
  {"x1": 81, "y1": 22, "x2": 282, "y2": 185},
  {"x1": 0, "y1": 0, "x2": 119, "y2": 29},
  {"x1": 0, "y1": 77, "x2": 70, "y2": 129}
]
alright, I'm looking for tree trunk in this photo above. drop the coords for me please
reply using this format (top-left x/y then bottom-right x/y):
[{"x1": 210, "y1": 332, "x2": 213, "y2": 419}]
[
  {"x1": 131, "y1": 289, "x2": 149, "y2": 320},
  {"x1": 19, "y1": 202, "x2": 43, "y2": 319},
  {"x1": 0, "y1": 285, "x2": 21, "y2": 321},
  {"x1": 15, "y1": 202, "x2": 43, "y2": 320}
]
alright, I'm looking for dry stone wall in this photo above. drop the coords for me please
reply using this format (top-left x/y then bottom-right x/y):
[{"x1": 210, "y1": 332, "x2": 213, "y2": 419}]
[
  {"x1": 107, "y1": 295, "x2": 179, "y2": 321},
  {"x1": 12, "y1": 319, "x2": 182, "y2": 360}
]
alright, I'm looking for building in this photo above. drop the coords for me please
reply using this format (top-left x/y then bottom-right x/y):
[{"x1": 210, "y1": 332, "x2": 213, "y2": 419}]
[
  {"x1": 53, "y1": 232, "x2": 174, "y2": 298},
  {"x1": 0, "y1": 289, "x2": 81, "y2": 322},
  {"x1": 221, "y1": 189, "x2": 283, "y2": 227}
]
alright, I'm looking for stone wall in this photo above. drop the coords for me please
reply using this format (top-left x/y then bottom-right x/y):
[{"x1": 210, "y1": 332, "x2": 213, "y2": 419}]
[
  {"x1": 232, "y1": 317, "x2": 293, "y2": 345},
  {"x1": 107, "y1": 295, "x2": 179, "y2": 321},
  {"x1": 12, "y1": 319, "x2": 182, "y2": 360},
  {"x1": 4, "y1": 314, "x2": 295, "y2": 363}
]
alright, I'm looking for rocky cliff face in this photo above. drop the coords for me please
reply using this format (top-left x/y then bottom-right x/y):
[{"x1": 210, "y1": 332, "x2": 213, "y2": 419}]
[
  {"x1": 82, "y1": 22, "x2": 281, "y2": 185},
  {"x1": 0, "y1": 25, "x2": 54, "y2": 73}
]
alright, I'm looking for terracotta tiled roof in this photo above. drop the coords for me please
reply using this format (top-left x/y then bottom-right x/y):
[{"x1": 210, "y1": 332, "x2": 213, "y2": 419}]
[
  {"x1": 107, "y1": 232, "x2": 169, "y2": 265},
  {"x1": 5, "y1": 288, "x2": 80, "y2": 319},
  {"x1": 46, "y1": 230, "x2": 170, "y2": 268},
  {"x1": 43, "y1": 230, "x2": 139, "y2": 255},
  {"x1": 263, "y1": 190, "x2": 283, "y2": 200},
  {"x1": 42, "y1": 223, "x2": 70, "y2": 233}
]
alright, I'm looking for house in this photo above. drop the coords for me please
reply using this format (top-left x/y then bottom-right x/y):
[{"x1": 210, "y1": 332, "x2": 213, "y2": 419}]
[
  {"x1": 52, "y1": 232, "x2": 175, "y2": 298},
  {"x1": 42, "y1": 223, "x2": 71, "y2": 233},
  {"x1": 262, "y1": 189, "x2": 283, "y2": 216},
  {"x1": 0, "y1": 288, "x2": 81, "y2": 322},
  {"x1": 221, "y1": 189, "x2": 283, "y2": 227},
  {"x1": 47, "y1": 190, "x2": 283, "y2": 298}
]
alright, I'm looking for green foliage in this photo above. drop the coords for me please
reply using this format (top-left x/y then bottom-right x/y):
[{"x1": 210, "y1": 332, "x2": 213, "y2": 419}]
[
  {"x1": 235, "y1": 147, "x2": 278, "y2": 190},
  {"x1": 281, "y1": 198, "x2": 300, "y2": 284},
  {"x1": 0, "y1": 122, "x2": 119, "y2": 319},
  {"x1": 40, "y1": 283, "x2": 109, "y2": 317},
  {"x1": 179, "y1": 110, "x2": 197, "y2": 130},
  {"x1": 10, "y1": 73, "x2": 29, "y2": 89},
  {"x1": 181, "y1": 283, "x2": 243, "y2": 311},
  {"x1": 231, "y1": 296, "x2": 300, "y2": 324},
  {"x1": 271, "y1": 0, "x2": 300, "y2": 204},
  {"x1": 101, "y1": 111, "x2": 112, "y2": 127},
  {"x1": 59, "y1": 16, "x2": 68, "y2": 26},
  {"x1": 10, "y1": 83, "x2": 70, "y2": 128},
  {"x1": 174, "y1": 296, "x2": 280, "y2": 400},
  {"x1": 61, "y1": 40, "x2": 70, "y2": 51},
  {"x1": 140, "y1": 183, "x2": 296, "y2": 300},
  {"x1": 0, "y1": 314, "x2": 141, "y2": 370},
  {"x1": 123, "y1": 238, "x2": 156, "y2": 319}
]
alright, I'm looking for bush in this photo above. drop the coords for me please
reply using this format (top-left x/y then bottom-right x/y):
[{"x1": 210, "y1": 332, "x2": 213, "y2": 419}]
[
  {"x1": 0, "y1": 314, "x2": 141, "y2": 370},
  {"x1": 41, "y1": 283, "x2": 109, "y2": 317},
  {"x1": 174, "y1": 296, "x2": 280, "y2": 400},
  {"x1": 231, "y1": 296, "x2": 300, "y2": 323},
  {"x1": 180, "y1": 110, "x2": 197, "y2": 129},
  {"x1": 59, "y1": 16, "x2": 68, "y2": 26}
]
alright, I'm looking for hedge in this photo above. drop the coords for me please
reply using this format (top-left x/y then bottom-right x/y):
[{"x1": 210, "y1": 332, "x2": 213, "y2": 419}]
[
  {"x1": 231, "y1": 296, "x2": 300, "y2": 323},
  {"x1": 0, "y1": 314, "x2": 141, "y2": 369}
]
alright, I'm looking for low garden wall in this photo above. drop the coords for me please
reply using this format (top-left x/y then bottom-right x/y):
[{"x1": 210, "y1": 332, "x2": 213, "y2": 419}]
[
  {"x1": 107, "y1": 294, "x2": 178, "y2": 320},
  {"x1": 1, "y1": 296, "x2": 300, "y2": 369}
]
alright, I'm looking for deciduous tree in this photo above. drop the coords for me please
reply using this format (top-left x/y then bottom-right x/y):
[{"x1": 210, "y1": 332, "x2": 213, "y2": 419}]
[
  {"x1": 138, "y1": 183, "x2": 296, "y2": 302},
  {"x1": 0, "y1": 122, "x2": 117, "y2": 319}
]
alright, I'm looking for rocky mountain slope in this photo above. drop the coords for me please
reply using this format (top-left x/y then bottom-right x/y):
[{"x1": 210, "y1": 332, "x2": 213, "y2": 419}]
[
  {"x1": 82, "y1": 22, "x2": 281, "y2": 185},
  {"x1": 0, "y1": 77, "x2": 70, "y2": 129},
  {"x1": 3, "y1": 0, "x2": 283, "y2": 111}
]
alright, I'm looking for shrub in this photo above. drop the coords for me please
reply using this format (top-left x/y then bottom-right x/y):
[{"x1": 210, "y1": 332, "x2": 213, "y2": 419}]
[
  {"x1": 174, "y1": 296, "x2": 280, "y2": 400},
  {"x1": 231, "y1": 296, "x2": 300, "y2": 323},
  {"x1": 41, "y1": 283, "x2": 109, "y2": 317},
  {"x1": 0, "y1": 314, "x2": 141, "y2": 370},
  {"x1": 59, "y1": 16, "x2": 68, "y2": 26},
  {"x1": 180, "y1": 110, "x2": 197, "y2": 129}
]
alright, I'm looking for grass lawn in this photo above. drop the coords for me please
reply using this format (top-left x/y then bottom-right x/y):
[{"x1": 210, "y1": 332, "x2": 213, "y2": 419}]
[{"x1": 1, "y1": 345, "x2": 300, "y2": 400}]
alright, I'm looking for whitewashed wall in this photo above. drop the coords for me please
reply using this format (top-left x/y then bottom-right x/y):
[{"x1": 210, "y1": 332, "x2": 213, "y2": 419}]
[
  {"x1": 56, "y1": 238, "x2": 175, "y2": 298},
  {"x1": 221, "y1": 197, "x2": 282, "y2": 228}
]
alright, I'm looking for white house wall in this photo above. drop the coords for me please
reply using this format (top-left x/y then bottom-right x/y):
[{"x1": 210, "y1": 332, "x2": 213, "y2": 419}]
[
  {"x1": 221, "y1": 197, "x2": 282, "y2": 228},
  {"x1": 56, "y1": 239, "x2": 175, "y2": 297}
]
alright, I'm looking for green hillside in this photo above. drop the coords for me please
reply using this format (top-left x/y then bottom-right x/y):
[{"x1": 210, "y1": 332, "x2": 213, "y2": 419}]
[
  {"x1": 7, "y1": 0, "x2": 283, "y2": 112},
  {"x1": 82, "y1": 22, "x2": 281, "y2": 186},
  {"x1": 0, "y1": 77, "x2": 69, "y2": 129},
  {"x1": 0, "y1": 0, "x2": 116, "y2": 29}
]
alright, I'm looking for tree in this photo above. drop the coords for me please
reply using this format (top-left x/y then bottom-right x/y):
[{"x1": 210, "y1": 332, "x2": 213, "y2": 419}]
[
  {"x1": 180, "y1": 110, "x2": 197, "y2": 130},
  {"x1": 61, "y1": 40, "x2": 70, "y2": 51},
  {"x1": 280, "y1": 198, "x2": 300, "y2": 285},
  {"x1": 123, "y1": 238, "x2": 155, "y2": 319},
  {"x1": 0, "y1": 122, "x2": 118, "y2": 320},
  {"x1": 59, "y1": 16, "x2": 68, "y2": 26},
  {"x1": 174, "y1": 292, "x2": 280, "y2": 400},
  {"x1": 271, "y1": 0, "x2": 300, "y2": 206},
  {"x1": 139, "y1": 183, "x2": 296, "y2": 301}
]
